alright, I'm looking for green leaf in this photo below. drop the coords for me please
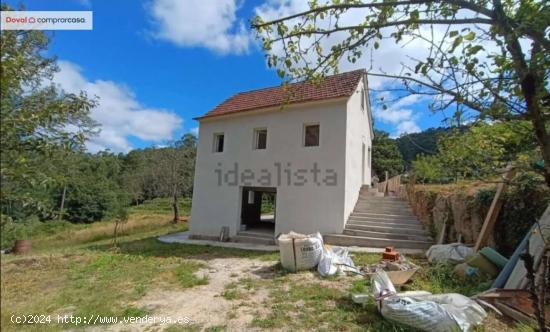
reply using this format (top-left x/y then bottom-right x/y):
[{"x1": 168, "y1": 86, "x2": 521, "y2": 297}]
[
  {"x1": 450, "y1": 36, "x2": 463, "y2": 52},
  {"x1": 467, "y1": 45, "x2": 484, "y2": 55},
  {"x1": 414, "y1": 62, "x2": 423, "y2": 73},
  {"x1": 464, "y1": 31, "x2": 476, "y2": 41}
]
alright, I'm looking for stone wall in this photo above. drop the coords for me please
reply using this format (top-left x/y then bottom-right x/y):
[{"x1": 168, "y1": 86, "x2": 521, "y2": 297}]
[
  {"x1": 401, "y1": 175, "x2": 550, "y2": 256},
  {"x1": 401, "y1": 184, "x2": 492, "y2": 246}
]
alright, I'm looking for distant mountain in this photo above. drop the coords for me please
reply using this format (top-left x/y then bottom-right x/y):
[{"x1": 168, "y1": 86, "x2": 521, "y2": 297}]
[{"x1": 395, "y1": 127, "x2": 451, "y2": 169}]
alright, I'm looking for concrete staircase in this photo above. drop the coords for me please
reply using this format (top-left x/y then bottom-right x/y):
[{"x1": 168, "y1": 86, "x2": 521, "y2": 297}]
[
  {"x1": 233, "y1": 229, "x2": 276, "y2": 245},
  {"x1": 324, "y1": 186, "x2": 432, "y2": 250}
]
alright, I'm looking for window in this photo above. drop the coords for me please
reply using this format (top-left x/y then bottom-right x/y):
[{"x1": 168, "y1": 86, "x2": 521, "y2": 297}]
[
  {"x1": 254, "y1": 128, "x2": 267, "y2": 150},
  {"x1": 213, "y1": 133, "x2": 224, "y2": 152},
  {"x1": 304, "y1": 124, "x2": 320, "y2": 147},
  {"x1": 361, "y1": 89, "x2": 365, "y2": 111}
]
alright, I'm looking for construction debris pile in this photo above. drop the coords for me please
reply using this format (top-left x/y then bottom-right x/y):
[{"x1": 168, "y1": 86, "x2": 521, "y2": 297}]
[
  {"x1": 361, "y1": 247, "x2": 419, "y2": 285},
  {"x1": 277, "y1": 231, "x2": 358, "y2": 276},
  {"x1": 365, "y1": 270, "x2": 487, "y2": 332},
  {"x1": 277, "y1": 203, "x2": 549, "y2": 331},
  {"x1": 361, "y1": 258, "x2": 418, "y2": 274}
]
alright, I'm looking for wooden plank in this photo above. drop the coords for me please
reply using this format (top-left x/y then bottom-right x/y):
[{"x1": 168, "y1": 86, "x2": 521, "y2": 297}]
[
  {"x1": 437, "y1": 219, "x2": 447, "y2": 244},
  {"x1": 474, "y1": 164, "x2": 516, "y2": 252}
]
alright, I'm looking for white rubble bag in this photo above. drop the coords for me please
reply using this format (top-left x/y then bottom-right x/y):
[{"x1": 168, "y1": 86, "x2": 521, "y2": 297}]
[
  {"x1": 278, "y1": 232, "x2": 323, "y2": 272},
  {"x1": 372, "y1": 270, "x2": 486, "y2": 332},
  {"x1": 317, "y1": 246, "x2": 358, "y2": 276},
  {"x1": 426, "y1": 243, "x2": 474, "y2": 264}
]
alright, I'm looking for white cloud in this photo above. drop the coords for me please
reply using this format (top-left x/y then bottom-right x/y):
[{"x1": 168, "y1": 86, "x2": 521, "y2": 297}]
[
  {"x1": 254, "y1": 0, "x2": 445, "y2": 89},
  {"x1": 148, "y1": 0, "x2": 252, "y2": 54},
  {"x1": 373, "y1": 94, "x2": 424, "y2": 136},
  {"x1": 397, "y1": 120, "x2": 421, "y2": 135},
  {"x1": 190, "y1": 126, "x2": 199, "y2": 136},
  {"x1": 376, "y1": 108, "x2": 413, "y2": 124},
  {"x1": 53, "y1": 61, "x2": 183, "y2": 153}
]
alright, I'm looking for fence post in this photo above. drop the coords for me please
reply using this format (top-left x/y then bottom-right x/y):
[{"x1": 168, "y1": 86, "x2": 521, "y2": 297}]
[
  {"x1": 473, "y1": 163, "x2": 515, "y2": 251},
  {"x1": 384, "y1": 171, "x2": 389, "y2": 196}
]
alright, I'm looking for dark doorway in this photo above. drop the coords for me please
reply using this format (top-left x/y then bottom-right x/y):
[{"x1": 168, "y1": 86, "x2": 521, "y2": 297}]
[{"x1": 241, "y1": 187, "x2": 276, "y2": 232}]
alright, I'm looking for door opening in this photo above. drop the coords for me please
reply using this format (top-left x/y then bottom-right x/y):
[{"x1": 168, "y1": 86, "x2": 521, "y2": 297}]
[{"x1": 241, "y1": 187, "x2": 276, "y2": 234}]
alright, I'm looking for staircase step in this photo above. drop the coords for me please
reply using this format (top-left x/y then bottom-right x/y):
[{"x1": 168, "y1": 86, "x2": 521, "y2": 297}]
[
  {"x1": 232, "y1": 235, "x2": 275, "y2": 245},
  {"x1": 355, "y1": 200, "x2": 410, "y2": 206},
  {"x1": 352, "y1": 208, "x2": 416, "y2": 219},
  {"x1": 324, "y1": 234, "x2": 432, "y2": 250},
  {"x1": 347, "y1": 220, "x2": 425, "y2": 230},
  {"x1": 237, "y1": 230, "x2": 274, "y2": 239},
  {"x1": 358, "y1": 193, "x2": 385, "y2": 198},
  {"x1": 345, "y1": 223, "x2": 428, "y2": 235},
  {"x1": 349, "y1": 215, "x2": 419, "y2": 223},
  {"x1": 348, "y1": 216, "x2": 422, "y2": 226},
  {"x1": 358, "y1": 194, "x2": 401, "y2": 200},
  {"x1": 353, "y1": 207, "x2": 414, "y2": 214},
  {"x1": 343, "y1": 229, "x2": 431, "y2": 241},
  {"x1": 350, "y1": 213, "x2": 418, "y2": 220},
  {"x1": 351, "y1": 211, "x2": 416, "y2": 219},
  {"x1": 355, "y1": 201, "x2": 410, "y2": 206}
]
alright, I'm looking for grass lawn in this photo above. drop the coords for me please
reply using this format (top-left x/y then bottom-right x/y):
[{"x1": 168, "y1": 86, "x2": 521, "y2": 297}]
[{"x1": 0, "y1": 199, "x2": 531, "y2": 331}]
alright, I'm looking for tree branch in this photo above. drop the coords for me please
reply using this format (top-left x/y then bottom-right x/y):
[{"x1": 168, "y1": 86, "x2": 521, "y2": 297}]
[
  {"x1": 252, "y1": 0, "x2": 495, "y2": 29},
  {"x1": 271, "y1": 18, "x2": 494, "y2": 43}
]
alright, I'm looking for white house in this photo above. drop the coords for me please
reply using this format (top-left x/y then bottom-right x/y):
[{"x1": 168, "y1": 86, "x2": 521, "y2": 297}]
[{"x1": 189, "y1": 69, "x2": 374, "y2": 243}]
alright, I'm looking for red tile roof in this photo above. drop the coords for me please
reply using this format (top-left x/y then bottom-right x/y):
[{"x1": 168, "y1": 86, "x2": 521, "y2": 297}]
[{"x1": 196, "y1": 69, "x2": 365, "y2": 120}]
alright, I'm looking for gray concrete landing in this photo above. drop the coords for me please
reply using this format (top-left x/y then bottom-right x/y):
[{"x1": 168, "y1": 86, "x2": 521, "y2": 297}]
[
  {"x1": 157, "y1": 232, "x2": 425, "y2": 255},
  {"x1": 157, "y1": 231, "x2": 278, "y2": 251}
]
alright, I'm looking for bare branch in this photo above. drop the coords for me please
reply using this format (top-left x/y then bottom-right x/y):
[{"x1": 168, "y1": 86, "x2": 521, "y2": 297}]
[{"x1": 252, "y1": 0, "x2": 495, "y2": 29}]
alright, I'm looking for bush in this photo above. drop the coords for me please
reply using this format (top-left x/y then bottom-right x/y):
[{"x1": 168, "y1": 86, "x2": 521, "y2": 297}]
[
  {"x1": 64, "y1": 183, "x2": 128, "y2": 223},
  {"x1": 494, "y1": 173, "x2": 550, "y2": 256},
  {"x1": 412, "y1": 154, "x2": 448, "y2": 183},
  {"x1": 0, "y1": 216, "x2": 74, "y2": 248}
]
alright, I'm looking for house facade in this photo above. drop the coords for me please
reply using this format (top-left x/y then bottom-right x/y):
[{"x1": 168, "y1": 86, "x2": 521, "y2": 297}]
[{"x1": 190, "y1": 69, "x2": 373, "y2": 240}]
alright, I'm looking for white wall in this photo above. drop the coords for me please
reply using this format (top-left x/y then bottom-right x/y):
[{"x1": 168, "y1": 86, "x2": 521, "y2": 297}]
[
  {"x1": 343, "y1": 75, "x2": 373, "y2": 221},
  {"x1": 190, "y1": 99, "x2": 349, "y2": 238}
]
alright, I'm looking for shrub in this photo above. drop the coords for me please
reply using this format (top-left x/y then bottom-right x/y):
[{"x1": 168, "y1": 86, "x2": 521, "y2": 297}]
[
  {"x1": 495, "y1": 173, "x2": 550, "y2": 256},
  {"x1": 0, "y1": 216, "x2": 74, "y2": 248}
]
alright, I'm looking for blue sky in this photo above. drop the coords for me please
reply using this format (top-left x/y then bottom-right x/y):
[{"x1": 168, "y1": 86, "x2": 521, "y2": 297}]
[{"x1": 5, "y1": 0, "x2": 449, "y2": 152}]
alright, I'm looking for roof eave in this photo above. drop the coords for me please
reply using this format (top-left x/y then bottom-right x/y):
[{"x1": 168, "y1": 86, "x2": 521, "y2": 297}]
[{"x1": 194, "y1": 95, "x2": 351, "y2": 122}]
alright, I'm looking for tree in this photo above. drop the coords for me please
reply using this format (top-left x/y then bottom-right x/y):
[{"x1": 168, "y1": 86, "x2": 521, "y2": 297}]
[
  {"x1": 1, "y1": 5, "x2": 98, "y2": 217},
  {"x1": 61, "y1": 152, "x2": 127, "y2": 223},
  {"x1": 157, "y1": 134, "x2": 196, "y2": 223},
  {"x1": 371, "y1": 130, "x2": 404, "y2": 178},
  {"x1": 411, "y1": 153, "x2": 447, "y2": 183},
  {"x1": 412, "y1": 120, "x2": 538, "y2": 181},
  {"x1": 439, "y1": 121, "x2": 537, "y2": 178},
  {"x1": 253, "y1": 1, "x2": 550, "y2": 188}
]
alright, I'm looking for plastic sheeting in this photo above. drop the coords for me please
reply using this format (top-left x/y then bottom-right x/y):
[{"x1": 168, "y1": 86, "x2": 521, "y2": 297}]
[
  {"x1": 317, "y1": 246, "x2": 358, "y2": 276},
  {"x1": 372, "y1": 270, "x2": 486, "y2": 332},
  {"x1": 426, "y1": 243, "x2": 474, "y2": 264}
]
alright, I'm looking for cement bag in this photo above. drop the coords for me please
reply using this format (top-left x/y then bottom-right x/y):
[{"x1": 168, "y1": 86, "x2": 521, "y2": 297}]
[
  {"x1": 278, "y1": 232, "x2": 323, "y2": 272},
  {"x1": 372, "y1": 271, "x2": 486, "y2": 332},
  {"x1": 426, "y1": 243, "x2": 473, "y2": 264}
]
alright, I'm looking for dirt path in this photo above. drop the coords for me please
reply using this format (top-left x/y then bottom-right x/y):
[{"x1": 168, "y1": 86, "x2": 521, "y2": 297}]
[
  {"x1": 107, "y1": 257, "x2": 277, "y2": 331},
  {"x1": 101, "y1": 256, "x2": 516, "y2": 332}
]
